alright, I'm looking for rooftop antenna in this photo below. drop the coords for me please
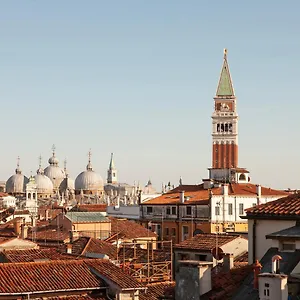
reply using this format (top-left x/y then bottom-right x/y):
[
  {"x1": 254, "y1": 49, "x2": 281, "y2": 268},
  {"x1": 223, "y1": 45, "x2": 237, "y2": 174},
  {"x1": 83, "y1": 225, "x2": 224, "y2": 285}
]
[
  {"x1": 17, "y1": 156, "x2": 20, "y2": 168},
  {"x1": 52, "y1": 144, "x2": 56, "y2": 156}
]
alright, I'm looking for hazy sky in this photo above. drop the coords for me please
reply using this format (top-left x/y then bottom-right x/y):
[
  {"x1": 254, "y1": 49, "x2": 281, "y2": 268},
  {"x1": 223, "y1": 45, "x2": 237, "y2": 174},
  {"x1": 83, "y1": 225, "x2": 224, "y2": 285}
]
[{"x1": 1, "y1": 1, "x2": 299, "y2": 190}]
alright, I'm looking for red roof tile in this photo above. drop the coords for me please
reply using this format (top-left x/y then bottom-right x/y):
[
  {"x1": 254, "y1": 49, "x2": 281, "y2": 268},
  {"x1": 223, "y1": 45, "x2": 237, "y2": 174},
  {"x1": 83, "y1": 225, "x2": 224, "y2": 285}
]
[
  {"x1": 175, "y1": 234, "x2": 245, "y2": 251},
  {"x1": 140, "y1": 281, "x2": 175, "y2": 300},
  {"x1": 0, "y1": 260, "x2": 104, "y2": 294},
  {"x1": 61, "y1": 237, "x2": 118, "y2": 260},
  {"x1": 86, "y1": 259, "x2": 145, "y2": 289},
  {"x1": 245, "y1": 193, "x2": 300, "y2": 218},
  {"x1": 71, "y1": 204, "x2": 107, "y2": 212},
  {"x1": 109, "y1": 217, "x2": 156, "y2": 239},
  {"x1": 2, "y1": 248, "x2": 75, "y2": 262},
  {"x1": 27, "y1": 225, "x2": 69, "y2": 242},
  {"x1": 142, "y1": 183, "x2": 286, "y2": 205}
]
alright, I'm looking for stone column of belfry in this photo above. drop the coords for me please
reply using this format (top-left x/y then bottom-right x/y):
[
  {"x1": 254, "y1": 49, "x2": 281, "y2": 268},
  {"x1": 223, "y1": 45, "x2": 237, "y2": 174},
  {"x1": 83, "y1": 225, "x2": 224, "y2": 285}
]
[{"x1": 211, "y1": 49, "x2": 239, "y2": 170}]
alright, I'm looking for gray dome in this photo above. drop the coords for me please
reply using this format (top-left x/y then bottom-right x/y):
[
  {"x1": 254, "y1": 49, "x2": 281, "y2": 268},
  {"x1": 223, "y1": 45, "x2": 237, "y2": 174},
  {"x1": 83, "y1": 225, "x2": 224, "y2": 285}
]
[
  {"x1": 44, "y1": 151, "x2": 65, "y2": 189},
  {"x1": 75, "y1": 159, "x2": 103, "y2": 191},
  {"x1": 6, "y1": 167, "x2": 29, "y2": 194},
  {"x1": 35, "y1": 168, "x2": 53, "y2": 194},
  {"x1": 59, "y1": 176, "x2": 75, "y2": 194}
]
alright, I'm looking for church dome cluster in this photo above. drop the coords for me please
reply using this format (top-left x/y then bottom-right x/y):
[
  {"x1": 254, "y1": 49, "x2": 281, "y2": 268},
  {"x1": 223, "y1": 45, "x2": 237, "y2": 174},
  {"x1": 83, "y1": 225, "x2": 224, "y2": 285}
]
[{"x1": 5, "y1": 147, "x2": 106, "y2": 198}]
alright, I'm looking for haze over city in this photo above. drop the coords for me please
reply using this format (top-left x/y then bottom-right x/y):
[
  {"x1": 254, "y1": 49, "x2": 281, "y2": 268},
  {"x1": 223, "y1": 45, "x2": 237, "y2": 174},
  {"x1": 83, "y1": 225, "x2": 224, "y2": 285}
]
[{"x1": 1, "y1": 1, "x2": 300, "y2": 189}]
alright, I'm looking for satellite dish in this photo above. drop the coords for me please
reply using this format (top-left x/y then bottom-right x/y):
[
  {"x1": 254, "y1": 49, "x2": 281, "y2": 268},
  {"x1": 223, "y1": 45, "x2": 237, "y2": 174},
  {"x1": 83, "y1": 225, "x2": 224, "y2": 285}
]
[
  {"x1": 193, "y1": 229, "x2": 203, "y2": 236},
  {"x1": 212, "y1": 247, "x2": 224, "y2": 260}
]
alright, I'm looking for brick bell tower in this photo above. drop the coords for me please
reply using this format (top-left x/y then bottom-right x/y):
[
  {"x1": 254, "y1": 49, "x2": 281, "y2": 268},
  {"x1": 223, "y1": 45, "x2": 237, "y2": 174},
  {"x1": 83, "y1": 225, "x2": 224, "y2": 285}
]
[{"x1": 212, "y1": 49, "x2": 238, "y2": 169}]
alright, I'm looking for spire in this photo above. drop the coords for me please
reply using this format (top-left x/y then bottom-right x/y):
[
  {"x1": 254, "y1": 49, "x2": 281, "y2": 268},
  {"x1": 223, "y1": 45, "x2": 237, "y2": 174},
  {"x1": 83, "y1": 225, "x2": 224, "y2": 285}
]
[
  {"x1": 15, "y1": 156, "x2": 21, "y2": 174},
  {"x1": 37, "y1": 155, "x2": 44, "y2": 174},
  {"x1": 109, "y1": 153, "x2": 115, "y2": 170},
  {"x1": 86, "y1": 149, "x2": 93, "y2": 171},
  {"x1": 216, "y1": 49, "x2": 235, "y2": 97},
  {"x1": 64, "y1": 158, "x2": 69, "y2": 177}
]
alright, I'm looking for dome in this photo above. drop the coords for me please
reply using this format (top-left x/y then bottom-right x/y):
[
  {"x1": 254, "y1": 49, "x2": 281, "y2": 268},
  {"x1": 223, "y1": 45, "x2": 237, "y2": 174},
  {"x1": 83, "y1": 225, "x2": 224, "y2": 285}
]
[
  {"x1": 75, "y1": 154, "x2": 103, "y2": 192},
  {"x1": 5, "y1": 159, "x2": 29, "y2": 194},
  {"x1": 59, "y1": 176, "x2": 75, "y2": 194},
  {"x1": 34, "y1": 170, "x2": 54, "y2": 194},
  {"x1": 44, "y1": 148, "x2": 65, "y2": 190}
]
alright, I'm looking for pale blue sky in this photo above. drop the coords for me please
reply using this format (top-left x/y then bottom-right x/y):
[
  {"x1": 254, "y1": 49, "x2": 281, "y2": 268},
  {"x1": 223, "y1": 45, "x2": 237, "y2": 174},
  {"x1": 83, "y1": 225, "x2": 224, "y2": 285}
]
[{"x1": 1, "y1": 1, "x2": 299, "y2": 189}]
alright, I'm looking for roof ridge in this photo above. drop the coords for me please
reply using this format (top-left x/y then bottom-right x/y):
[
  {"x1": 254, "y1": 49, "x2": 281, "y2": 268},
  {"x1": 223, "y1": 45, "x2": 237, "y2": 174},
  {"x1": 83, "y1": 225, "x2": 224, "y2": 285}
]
[{"x1": 81, "y1": 237, "x2": 93, "y2": 255}]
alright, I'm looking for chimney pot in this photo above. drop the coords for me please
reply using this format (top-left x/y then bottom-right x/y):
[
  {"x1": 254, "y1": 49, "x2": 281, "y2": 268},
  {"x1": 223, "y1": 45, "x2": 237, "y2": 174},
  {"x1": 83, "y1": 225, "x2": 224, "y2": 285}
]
[
  {"x1": 180, "y1": 191, "x2": 185, "y2": 203},
  {"x1": 223, "y1": 253, "x2": 234, "y2": 272},
  {"x1": 21, "y1": 224, "x2": 28, "y2": 239},
  {"x1": 67, "y1": 244, "x2": 72, "y2": 254}
]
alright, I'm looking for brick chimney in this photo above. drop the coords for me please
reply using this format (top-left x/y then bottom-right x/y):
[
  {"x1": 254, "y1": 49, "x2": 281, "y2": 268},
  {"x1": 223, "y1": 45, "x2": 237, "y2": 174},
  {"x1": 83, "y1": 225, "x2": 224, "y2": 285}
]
[
  {"x1": 253, "y1": 260, "x2": 262, "y2": 289},
  {"x1": 13, "y1": 218, "x2": 23, "y2": 236},
  {"x1": 175, "y1": 261, "x2": 213, "y2": 300},
  {"x1": 223, "y1": 253, "x2": 234, "y2": 272}
]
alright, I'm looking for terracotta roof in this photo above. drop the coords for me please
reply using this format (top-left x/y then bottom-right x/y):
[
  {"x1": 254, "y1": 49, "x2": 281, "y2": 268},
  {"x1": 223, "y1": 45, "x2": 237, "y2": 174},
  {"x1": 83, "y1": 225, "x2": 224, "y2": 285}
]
[
  {"x1": 86, "y1": 259, "x2": 145, "y2": 290},
  {"x1": 118, "y1": 247, "x2": 171, "y2": 263},
  {"x1": 142, "y1": 183, "x2": 287, "y2": 205},
  {"x1": 27, "y1": 225, "x2": 69, "y2": 242},
  {"x1": 140, "y1": 281, "x2": 175, "y2": 300},
  {"x1": 46, "y1": 296, "x2": 108, "y2": 300},
  {"x1": 61, "y1": 237, "x2": 118, "y2": 260},
  {"x1": 109, "y1": 217, "x2": 156, "y2": 239},
  {"x1": 203, "y1": 264, "x2": 253, "y2": 300},
  {"x1": 245, "y1": 193, "x2": 300, "y2": 218},
  {"x1": 174, "y1": 234, "x2": 244, "y2": 251},
  {"x1": 0, "y1": 260, "x2": 104, "y2": 295},
  {"x1": 2, "y1": 248, "x2": 75, "y2": 263},
  {"x1": 71, "y1": 204, "x2": 107, "y2": 212},
  {"x1": 38, "y1": 206, "x2": 65, "y2": 220}
]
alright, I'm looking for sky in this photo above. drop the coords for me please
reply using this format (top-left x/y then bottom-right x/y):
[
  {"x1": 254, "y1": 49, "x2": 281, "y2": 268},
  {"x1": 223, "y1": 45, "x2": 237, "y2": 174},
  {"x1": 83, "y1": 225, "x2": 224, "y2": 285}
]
[{"x1": 1, "y1": 1, "x2": 300, "y2": 190}]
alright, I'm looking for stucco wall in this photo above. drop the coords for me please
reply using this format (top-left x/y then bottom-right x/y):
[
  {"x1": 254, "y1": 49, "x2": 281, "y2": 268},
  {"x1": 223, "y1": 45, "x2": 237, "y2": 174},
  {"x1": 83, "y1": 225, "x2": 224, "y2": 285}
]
[{"x1": 248, "y1": 219, "x2": 296, "y2": 264}]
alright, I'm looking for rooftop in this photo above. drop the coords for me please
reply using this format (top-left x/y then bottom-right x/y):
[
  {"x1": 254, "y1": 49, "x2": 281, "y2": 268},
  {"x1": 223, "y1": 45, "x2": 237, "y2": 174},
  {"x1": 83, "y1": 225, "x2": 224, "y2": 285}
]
[
  {"x1": 70, "y1": 204, "x2": 107, "y2": 213},
  {"x1": 142, "y1": 183, "x2": 287, "y2": 205},
  {"x1": 108, "y1": 217, "x2": 156, "y2": 240},
  {"x1": 174, "y1": 234, "x2": 245, "y2": 251},
  {"x1": 245, "y1": 193, "x2": 300, "y2": 219},
  {"x1": 65, "y1": 212, "x2": 109, "y2": 223}
]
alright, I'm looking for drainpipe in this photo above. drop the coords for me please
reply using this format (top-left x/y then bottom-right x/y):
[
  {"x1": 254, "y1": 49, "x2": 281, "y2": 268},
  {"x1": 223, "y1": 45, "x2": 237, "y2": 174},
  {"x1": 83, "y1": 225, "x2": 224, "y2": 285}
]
[{"x1": 252, "y1": 220, "x2": 257, "y2": 264}]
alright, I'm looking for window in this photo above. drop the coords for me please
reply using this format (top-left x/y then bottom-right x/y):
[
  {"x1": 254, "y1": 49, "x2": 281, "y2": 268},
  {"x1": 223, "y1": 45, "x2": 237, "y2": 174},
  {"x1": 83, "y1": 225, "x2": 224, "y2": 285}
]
[
  {"x1": 264, "y1": 283, "x2": 270, "y2": 296},
  {"x1": 239, "y1": 173, "x2": 246, "y2": 181},
  {"x1": 183, "y1": 226, "x2": 189, "y2": 235},
  {"x1": 171, "y1": 228, "x2": 176, "y2": 236},
  {"x1": 186, "y1": 206, "x2": 192, "y2": 215},
  {"x1": 195, "y1": 254, "x2": 207, "y2": 261},
  {"x1": 252, "y1": 203, "x2": 257, "y2": 207},
  {"x1": 179, "y1": 253, "x2": 189, "y2": 260},
  {"x1": 282, "y1": 243, "x2": 295, "y2": 251},
  {"x1": 166, "y1": 207, "x2": 176, "y2": 215},
  {"x1": 228, "y1": 203, "x2": 233, "y2": 215},
  {"x1": 239, "y1": 203, "x2": 244, "y2": 215},
  {"x1": 215, "y1": 206, "x2": 220, "y2": 216},
  {"x1": 146, "y1": 206, "x2": 153, "y2": 214},
  {"x1": 165, "y1": 227, "x2": 169, "y2": 236}
]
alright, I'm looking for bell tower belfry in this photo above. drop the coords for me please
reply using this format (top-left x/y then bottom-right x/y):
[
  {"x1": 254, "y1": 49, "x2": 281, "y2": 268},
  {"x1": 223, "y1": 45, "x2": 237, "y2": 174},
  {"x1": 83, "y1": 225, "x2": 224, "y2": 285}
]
[
  {"x1": 107, "y1": 153, "x2": 118, "y2": 184},
  {"x1": 212, "y1": 49, "x2": 238, "y2": 169}
]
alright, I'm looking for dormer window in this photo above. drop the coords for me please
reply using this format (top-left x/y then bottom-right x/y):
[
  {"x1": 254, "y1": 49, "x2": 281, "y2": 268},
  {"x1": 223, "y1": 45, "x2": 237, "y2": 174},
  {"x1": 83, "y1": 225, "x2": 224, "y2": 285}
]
[{"x1": 281, "y1": 242, "x2": 295, "y2": 252}]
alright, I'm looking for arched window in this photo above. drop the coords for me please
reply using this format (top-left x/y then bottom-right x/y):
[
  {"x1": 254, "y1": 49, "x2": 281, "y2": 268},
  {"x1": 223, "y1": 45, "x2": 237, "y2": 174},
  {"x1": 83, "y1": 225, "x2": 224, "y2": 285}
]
[
  {"x1": 217, "y1": 124, "x2": 220, "y2": 132},
  {"x1": 225, "y1": 123, "x2": 228, "y2": 132},
  {"x1": 28, "y1": 193, "x2": 31, "y2": 199},
  {"x1": 239, "y1": 173, "x2": 246, "y2": 181},
  {"x1": 220, "y1": 124, "x2": 224, "y2": 132}
]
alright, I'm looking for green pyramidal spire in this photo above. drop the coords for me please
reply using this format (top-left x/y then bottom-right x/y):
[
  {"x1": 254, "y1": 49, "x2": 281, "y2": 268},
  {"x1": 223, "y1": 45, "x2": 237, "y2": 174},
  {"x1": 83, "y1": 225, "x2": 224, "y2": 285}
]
[{"x1": 216, "y1": 49, "x2": 235, "y2": 97}]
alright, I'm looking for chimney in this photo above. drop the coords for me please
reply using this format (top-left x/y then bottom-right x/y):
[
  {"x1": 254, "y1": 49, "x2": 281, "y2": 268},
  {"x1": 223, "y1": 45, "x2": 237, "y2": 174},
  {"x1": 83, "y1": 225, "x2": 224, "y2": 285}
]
[
  {"x1": 21, "y1": 224, "x2": 28, "y2": 239},
  {"x1": 175, "y1": 261, "x2": 213, "y2": 300},
  {"x1": 66, "y1": 243, "x2": 72, "y2": 254},
  {"x1": 180, "y1": 191, "x2": 185, "y2": 203},
  {"x1": 69, "y1": 230, "x2": 79, "y2": 243},
  {"x1": 13, "y1": 218, "x2": 23, "y2": 236},
  {"x1": 256, "y1": 184, "x2": 261, "y2": 205},
  {"x1": 222, "y1": 184, "x2": 228, "y2": 196},
  {"x1": 253, "y1": 260, "x2": 262, "y2": 289},
  {"x1": 223, "y1": 253, "x2": 234, "y2": 272},
  {"x1": 272, "y1": 255, "x2": 282, "y2": 274},
  {"x1": 258, "y1": 273, "x2": 288, "y2": 300},
  {"x1": 45, "y1": 209, "x2": 50, "y2": 220}
]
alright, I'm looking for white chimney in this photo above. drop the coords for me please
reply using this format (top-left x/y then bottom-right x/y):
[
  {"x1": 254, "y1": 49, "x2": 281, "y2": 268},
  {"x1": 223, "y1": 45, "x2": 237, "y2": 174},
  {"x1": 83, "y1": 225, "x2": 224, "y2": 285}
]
[
  {"x1": 256, "y1": 184, "x2": 262, "y2": 205},
  {"x1": 223, "y1": 253, "x2": 234, "y2": 272},
  {"x1": 272, "y1": 255, "x2": 282, "y2": 274},
  {"x1": 175, "y1": 261, "x2": 213, "y2": 299},
  {"x1": 222, "y1": 184, "x2": 228, "y2": 196},
  {"x1": 67, "y1": 244, "x2": 72, "y2": 254},
  {"x1": 21, "y1": 224, "x2": 28, "y2": 239},
  {"x1": 180, "y1": 191, "x2": 185, "y2": 203},
  {"x1": 258, "y1": 273, "x2": 288, "y2": 300}
]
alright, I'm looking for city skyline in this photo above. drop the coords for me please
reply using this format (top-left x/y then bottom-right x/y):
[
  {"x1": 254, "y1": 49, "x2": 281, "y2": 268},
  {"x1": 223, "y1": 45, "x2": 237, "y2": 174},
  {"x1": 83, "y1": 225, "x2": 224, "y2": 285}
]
[{"x1": 1, "y1": 1, "x2": 300, "y2": 189}]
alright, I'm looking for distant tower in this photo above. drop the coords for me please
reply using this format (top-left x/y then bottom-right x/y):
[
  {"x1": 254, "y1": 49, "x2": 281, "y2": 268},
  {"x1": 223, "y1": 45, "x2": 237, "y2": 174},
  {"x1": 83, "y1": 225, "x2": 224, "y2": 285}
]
[
  {"x1": 212, "y1": 49, "x2": 238, "y2": 169},
  {"x1": 107, "y1": 153, "x2": 118, "y2": 184}
]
